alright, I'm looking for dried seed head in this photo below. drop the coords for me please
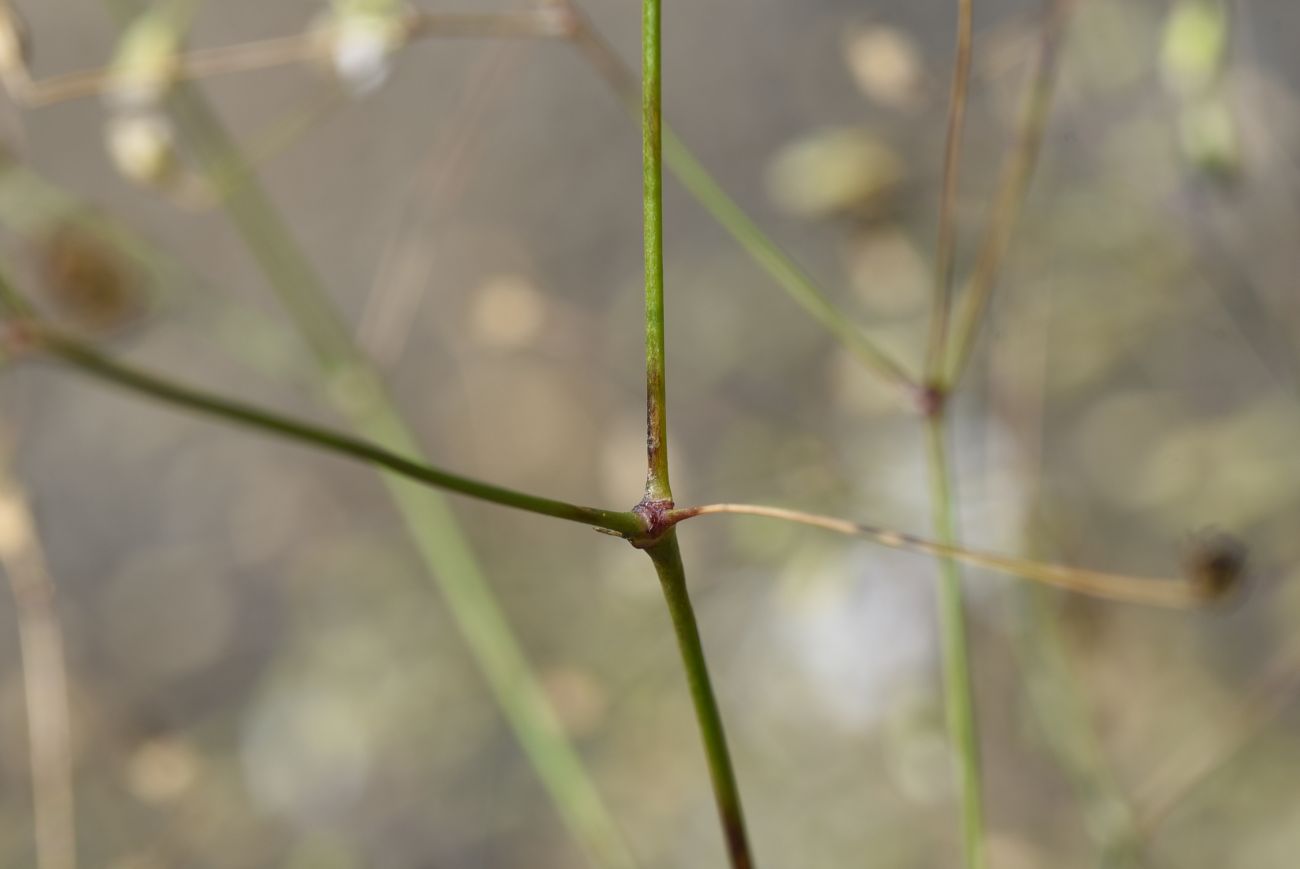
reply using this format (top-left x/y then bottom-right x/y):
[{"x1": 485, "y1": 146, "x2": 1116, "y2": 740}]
[
  {"x1": 35, "y1": 224, "x2": 144, "y2": 334},
  {"x1": 1184, "y1": 529, "x2": 1248, "y2": 603}
]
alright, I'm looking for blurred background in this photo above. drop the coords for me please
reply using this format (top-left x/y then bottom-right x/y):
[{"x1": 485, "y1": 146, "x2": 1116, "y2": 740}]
[{"x1": 0, "y1": 0, "x2": 1298, "y2": 866}]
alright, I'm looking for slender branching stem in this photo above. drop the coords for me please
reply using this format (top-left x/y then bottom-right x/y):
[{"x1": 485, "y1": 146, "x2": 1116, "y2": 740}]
[
  {"x1": 925, "y1": 0, "x2": 974, "y2": 384},
  {"x1": 1, "y1": 10, "x2": 568, "y2": 108},
  {"x1": 638, "y1": 5, "x2": 752, "y2": 866},
  {"x1": 0, "y1": 305, "x2": 1226, "y2": 610},
  {"x1": 1, "y1": 317, "x2": 643, "y2": 538},
  {"x1": 924, "y1": 412, "x2": 987, "y2": 869},
  {"x1": 664, "y1": 503, "x2": 1216, "y2": 608},
  {"x1": 7, "y1": 0, "x2": 918, "y2": 393},
  {"x1": 919, "y1": 6, "x2": 986, "y2": 866},
  {"x1": 567, "y1": 6, "x2": 917, "y2": 393},
  {"x1": 99, "y1": 3, "x2": 639, "y2": 863},
  {"x1": 944, "y1": 0, "x2": 1076, "y2": 389}
]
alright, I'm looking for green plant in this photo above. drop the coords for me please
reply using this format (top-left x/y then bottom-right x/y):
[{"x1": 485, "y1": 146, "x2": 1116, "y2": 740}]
[{"x1": 0, "y1": 2, "x2": 1265, "y2": 868}]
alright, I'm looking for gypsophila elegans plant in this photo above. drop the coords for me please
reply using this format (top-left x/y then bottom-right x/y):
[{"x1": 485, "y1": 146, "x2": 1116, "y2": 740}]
[{"x1": 0, "y1": 1, "x2": 1282, "y2": 867}]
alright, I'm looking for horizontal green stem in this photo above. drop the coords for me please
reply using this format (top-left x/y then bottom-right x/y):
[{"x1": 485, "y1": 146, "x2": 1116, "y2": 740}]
[{"x1": 14, "y1": 321, "x2": 641, "y2": 538}]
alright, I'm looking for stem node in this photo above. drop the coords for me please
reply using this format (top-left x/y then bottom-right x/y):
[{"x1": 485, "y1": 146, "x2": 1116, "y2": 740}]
[{"x1": 629, "y1": 496, "x2": 674, "y2": 549}]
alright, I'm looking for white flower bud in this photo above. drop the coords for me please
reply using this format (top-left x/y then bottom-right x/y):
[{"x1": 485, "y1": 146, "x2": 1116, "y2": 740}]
[
  {"x1": 311, "y1": 8, "x2": 405, "y2": 97},
  {"x1": 106, "y1": 112, "x2": 177, "y2": 188}
]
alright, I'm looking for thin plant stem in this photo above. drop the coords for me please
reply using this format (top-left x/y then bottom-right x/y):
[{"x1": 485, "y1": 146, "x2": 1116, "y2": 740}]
[
  {"x1": 102, "y1": 2, "x2": 637, "y2": 864},
  {"x1": 988, "y1": 278, "x2": 1147, "y2": 866},
  {"x1": 944, "y1": 0, "x2": 1076, "y2": 389},
  {"x1": 638, "y1": 4, "x2": 752, "y2": 866},
  {"x1": 664, "y1": 503, "x2": 1216, "y2": 608},
  {"x1": 1017, "y1": 589, "x2": 1145, "y2": 868},
  {"x1": 921, "y1": 7, "x2": 985, "y2": 866},
  {"x1": 13, "y1": 0, "x2": 919, "y2": 393},
  {"x1": 640, "y1": 0, "x2": 670, "y2": 503},
  {"x1": 0, "y1": 306, "x2": 1222, "y2": 609},
  {"x1": 357, "y1": 37, "x2": 524, "y2": 365},
  {"x1": 925, "y1": 0, "x2": 974, "y2": 384},
  {"x1": 567, "y1": 9, "x2": 917, "y2": 393},
  {"x1": 1134, "y1": 644, "x2": 1300, "y2": 834},
  {"x1": 3, "y1": 10, "x2": 567, "y2": 108},
  {"x1": 0, "y1": 471, "x2": 77, "y2": 869},
  {"x1": 915, "y1": 6, "x2": 1077, "y2": 864},
  {"x1": 1, "y1": 317, "x2": 642, "y2": 538},
  {"x1": 925, "y1": 413, "x2": 987, "y2": 869},
  {"x1": 0, "y1": 290, "x2": 1222, "y2": 608},
  {"x1": 645, "y1": 533, "x2": 753, "y2": 869}
]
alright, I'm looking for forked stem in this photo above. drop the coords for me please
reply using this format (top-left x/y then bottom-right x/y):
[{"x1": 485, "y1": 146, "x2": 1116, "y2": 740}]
[
  {"x1": 639, "y1": 3, "x2": 753, "y2": 866},
  {"x1": 566, "y1": 4, "x2": 917, "y2": 394}
]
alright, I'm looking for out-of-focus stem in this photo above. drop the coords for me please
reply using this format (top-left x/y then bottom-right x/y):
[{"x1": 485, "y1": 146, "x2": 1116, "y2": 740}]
[
  {"x1": 101, "y1": 2, "x2": 637, "y2": 864},
  {"x1": 0, "y1": 472, "x2": 77, "y2": 869},
  {"x1": 4, "y1": 10, "x2": 568, "y2": 107},
  {"x1": 925, "y1": 0, "x2": 974, "y2": 383},
  {"x1": 568, "y1": 8, "x2": 917, "y2": 393},
  {"x1": 925, "y1": 412, "x2": 987, "y2": 869},
  {"x1": 944, "y1": 0, "x2": 1077, "y2": 388}
]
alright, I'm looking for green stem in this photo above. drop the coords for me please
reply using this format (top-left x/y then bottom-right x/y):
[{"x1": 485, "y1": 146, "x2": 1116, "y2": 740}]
[
  {"x1": 638, "y1": 6, "x2": 752, "y2": 866},
  {"x1": 645, "y1": 533, "x2": 753, "y2": 869},
  {"x1": 103, "y1": 3, "x2": 637, "y2": 865},
  {"x1": 924, "y1": 411, "x2": 987, "y2": 869},
  {"x1": 11, "y1": 320, "x2": 641, "y2": 538},
  {"x1": 640, "y1": 0, "x2": 670, "y2": 502},
  {"x1": 568, "y1": 12, "x2": 916, "y2": 393}
]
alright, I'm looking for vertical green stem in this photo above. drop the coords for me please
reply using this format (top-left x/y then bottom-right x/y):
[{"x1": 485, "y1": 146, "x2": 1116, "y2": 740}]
[
  {"x1": 638, "y1": 3, "x2": 752, "y2": 865},
  {"x1": 641, "y1": 0, "x2": 670, "y2": 502},
  {"x1": 567, "y1": 13, "x2": 916, "y2": 390},
  {"x1": 925, "y1": 412, "x2": 987, "y2": 869},
  {"x1": 646, "y1": 533, "x2": 754, "y2": 869}
]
